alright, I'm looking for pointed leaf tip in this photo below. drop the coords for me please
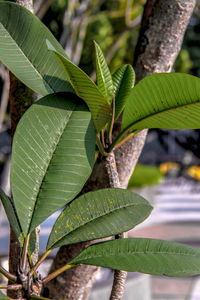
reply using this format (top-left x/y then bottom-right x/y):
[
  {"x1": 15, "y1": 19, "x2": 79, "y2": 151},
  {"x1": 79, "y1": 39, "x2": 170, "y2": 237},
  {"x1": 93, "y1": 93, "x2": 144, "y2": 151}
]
[{"x1": 94, "y1": 41, "x2": 114, "y2": 104}]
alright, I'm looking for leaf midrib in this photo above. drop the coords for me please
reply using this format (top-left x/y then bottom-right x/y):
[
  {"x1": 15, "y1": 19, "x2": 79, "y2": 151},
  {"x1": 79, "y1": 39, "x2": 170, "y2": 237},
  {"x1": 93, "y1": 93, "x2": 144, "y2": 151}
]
[
  {"x1": 123, "y1": 100, "x2": 200, "y2": 132},
  {"x1": 27, "y1": 103, "x2": 77, "y2": 234},
  {"x1": 0, "y1": 17, "x2": 55, "y2": 93},
  {"x1": 74, "y1": 249, "x2": 200, "y2": 262},
  {"x1": 49, "y1": 201, "x2": 150, "y2": 248}
]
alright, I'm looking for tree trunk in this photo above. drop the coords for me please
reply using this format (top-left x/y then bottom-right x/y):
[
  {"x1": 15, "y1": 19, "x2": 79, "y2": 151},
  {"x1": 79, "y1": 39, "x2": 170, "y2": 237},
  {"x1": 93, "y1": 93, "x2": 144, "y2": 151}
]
[{"x1": 46, "y1": 0, "x2": 196, "y2": 299}]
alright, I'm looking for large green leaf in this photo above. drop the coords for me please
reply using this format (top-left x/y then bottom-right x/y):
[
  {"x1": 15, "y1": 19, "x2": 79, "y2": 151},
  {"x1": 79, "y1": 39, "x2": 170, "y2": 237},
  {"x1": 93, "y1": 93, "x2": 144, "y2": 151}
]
[
  {"x1": 122, "y1": 73, "x2": 200, "y2": 132},
  {"x1": 94, "y1": 41, "x2": 114, "y2": 103},
  {"x1": 112, "y1": 64, "x2": 135, "y2": 120},
  {"x1": 11, "y1": 93, "x2": 95, "y2": 235},
  {"x1": 47, "y1": 40, "x2": 112, "y2": 132},
  {"x1": 47, "y1": 188, "x2": 152, "y2": 250},
  {"x1": 0, "y1": 2, "x2": 72, "y2": 95},
  {"x1": 70, "y1": 238, "x2": 200, "y2": 277}
]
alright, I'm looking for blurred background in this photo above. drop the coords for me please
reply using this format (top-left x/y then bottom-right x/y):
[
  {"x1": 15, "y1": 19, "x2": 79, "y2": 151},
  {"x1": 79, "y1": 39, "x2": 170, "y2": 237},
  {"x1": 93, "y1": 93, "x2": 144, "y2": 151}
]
[{"x1": 1, "y1": 0, "x2": 200, "y2": 299}]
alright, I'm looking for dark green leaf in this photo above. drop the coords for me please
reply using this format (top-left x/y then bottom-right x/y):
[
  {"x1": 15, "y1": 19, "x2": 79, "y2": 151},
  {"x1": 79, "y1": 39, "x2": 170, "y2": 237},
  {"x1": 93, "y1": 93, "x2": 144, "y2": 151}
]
[
  {"x1": 0, "y1": 187, "x2": 22, "y2": 242},
  {"x1": 70, "y1": 238, "x2": 200, "y2": 277},
  {"x1": 47, "y1": 188, "x2": 152, "y2": 249},
  {"x1": 11, "y1": 93, "x2": 95, "y2": 235},
  {"x1": 94, "y1": 41, "x2": 114, "y2": 103},
  {"x1": 112, "y1": 64, "x2": 135, "y2": 120},
  {"x1": 47, "y1": 40, "x2": 112, "y2": 132},
  {"x1": 0, "y1": 2, "x2": 72, "y2": 95},
  {"x1": 122, "y1": 73, "x2": 200, "y2": 132}
]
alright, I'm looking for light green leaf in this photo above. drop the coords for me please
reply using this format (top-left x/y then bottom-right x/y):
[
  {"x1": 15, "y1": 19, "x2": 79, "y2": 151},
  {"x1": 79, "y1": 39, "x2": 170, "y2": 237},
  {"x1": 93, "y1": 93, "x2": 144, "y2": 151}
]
[
  {"x1": 128, "y1": 164, "x2": 164, "y2": 189},
  {"x1": 112, "y1": 64, "x2": 135, "y2": 120},
  {"x1": 47, "y1": 40, "x2": 112, "y2": 132},
  {"x1": 94, "y1": 41, "x2": 114, "y2": 103},
  {"x1": 122, "y1": 73, "x2": 200, "y2": 132},
  {"x1": 70, "y1": 238, "x2": 200, "y2": 277},
  {"x1": 47, "y1": 188, "x2": 152, "y2": 250},
  {"x1": 11, "y1": 93, "x2": 95, "y2": 235},
  {"x1": 0, "y1": 291, "x2": 10, "y2": 299},
  {"x1": 0, "y1": 2, "x2": 73, "y2": 95}
]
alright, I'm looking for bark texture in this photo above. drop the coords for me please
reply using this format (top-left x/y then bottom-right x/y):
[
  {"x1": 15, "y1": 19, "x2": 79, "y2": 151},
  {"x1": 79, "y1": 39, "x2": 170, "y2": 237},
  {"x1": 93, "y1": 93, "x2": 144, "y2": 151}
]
[
  {"x1": 8, "y1": 1, "x2": 35, "y2": 298},
  {"x1": 46, "y1": 0, "x2": 196, "y2": 299}
]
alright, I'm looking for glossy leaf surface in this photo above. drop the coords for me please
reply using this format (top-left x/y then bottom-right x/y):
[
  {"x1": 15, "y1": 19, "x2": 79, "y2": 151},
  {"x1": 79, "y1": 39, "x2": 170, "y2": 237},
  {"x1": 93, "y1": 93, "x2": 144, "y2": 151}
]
[
  {"x1": 47, "y1": 188, "x2": 152, "y2": 249},
  {"x1": 112, "y1": 64, "x2": 135, "y2": 120},
  {"x1": 94, "y1": 41, "x2": 114, "y2": 103},
  {"x1": 47, "y1": 40, "x2": 112, "y2": 132},
  {"x1": 122, "y1": 73, "x2": 200, "y2": 131},
  {"x1": 71, "y1": 238, "x2": 200, "y2": 277},
  {"x1": 11, "y1": 93, "x2": 95, "y2": 235},
  {"x1": 0, "y1": 2, "x2": 72, "y2": 95}
]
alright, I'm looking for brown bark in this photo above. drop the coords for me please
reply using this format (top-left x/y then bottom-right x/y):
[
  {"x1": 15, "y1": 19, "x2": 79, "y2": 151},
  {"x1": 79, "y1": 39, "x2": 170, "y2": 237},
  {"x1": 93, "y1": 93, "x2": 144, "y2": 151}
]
[
  {"x1": 8, "y1": 1, "x2": 35, "y2": 298},
  {"x1": 46, "y1": 1, "x2": 196, "y2": 299}
]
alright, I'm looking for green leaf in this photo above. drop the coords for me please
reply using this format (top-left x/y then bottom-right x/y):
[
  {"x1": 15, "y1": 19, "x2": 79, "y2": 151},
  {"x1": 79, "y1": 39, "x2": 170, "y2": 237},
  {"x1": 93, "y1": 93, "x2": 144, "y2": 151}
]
[
  {"x1": 128, "y1": 164, "x2": 164, "y2": 189},
  {"x1": 0, "y1": 188, "x2": 42, "y2": 255},
  {"x1": 47, "y1": 188, "x2": 152, "y2": 249},
  {"x1": 11, "y1": 93, "x2": 95, "y2": 235},
  {"x1": 70, "y1": 238, "x2": 200, "y2": 277},
  {"x1": 94, "y1": 41, "x2": 114, "y2": 103},
  {"x1": 0, "y1": 2, "x2": 73, "y2": 95},
  {"x1": 0, "y1": 187, "x2": 23, "y2": 242},
  {"x1": 0, "y1": 291, "x2": 10, "y2": 299},
  {"x1": 112, "y1": 64, "x2": 135, "y2": 120},
  {"x1": 122, "y1": 73, "x2": 200, "y2": 132},
  {"x1": 47, "y1": 40, "x2": 112, "y2": 132}
]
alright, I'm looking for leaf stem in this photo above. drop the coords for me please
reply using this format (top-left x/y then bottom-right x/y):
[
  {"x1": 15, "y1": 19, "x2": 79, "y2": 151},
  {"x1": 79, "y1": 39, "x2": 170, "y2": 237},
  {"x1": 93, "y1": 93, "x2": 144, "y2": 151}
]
[
  {"x1": 113, "y1": 132, "x2": 136, "y2": 150},
  {"x1": 42, "y1": 264, "x2": 74, "y2": 285},
  {"x1": 108, "y1": 129, "x2": 138, "y2": 152},
  {"x1": 101, "y1": 129, "x2": 105, "y2": 148},
  {"x1": 21, "y1": 233, "x2": 31, "y2": 274},
  {"x1": 96, "y1": 134, "x2": 107, "y2": 156},
  {"x1": 108, "y1": 96, "x2": 116, "y2": 145},
  {"x1": 0, "y1": 266, "x2": 17, "y2": 283},
  {"x1": 0, "y1": 284, "x2": 22, "y2": 290},
  {"x1": 30, "y1": 250, "x2": 52, "y2": 278}
]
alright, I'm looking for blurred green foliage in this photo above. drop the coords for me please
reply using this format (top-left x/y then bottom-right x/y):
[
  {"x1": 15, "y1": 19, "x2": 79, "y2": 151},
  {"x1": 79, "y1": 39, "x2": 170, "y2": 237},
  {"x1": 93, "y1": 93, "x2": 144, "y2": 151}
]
[
  {"x1": 40, "y1": 0, "x2": 145, "y2": 74},
  {"x1": 128, "y1": 164, "x2": 164, "y2": 189}
]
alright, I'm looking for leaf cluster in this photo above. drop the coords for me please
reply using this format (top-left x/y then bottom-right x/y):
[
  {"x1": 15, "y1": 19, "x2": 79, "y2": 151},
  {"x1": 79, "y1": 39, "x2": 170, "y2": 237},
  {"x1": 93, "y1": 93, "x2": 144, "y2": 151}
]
[{"x1": 1, "y1": 2, "x2": 200, "y2": 299}]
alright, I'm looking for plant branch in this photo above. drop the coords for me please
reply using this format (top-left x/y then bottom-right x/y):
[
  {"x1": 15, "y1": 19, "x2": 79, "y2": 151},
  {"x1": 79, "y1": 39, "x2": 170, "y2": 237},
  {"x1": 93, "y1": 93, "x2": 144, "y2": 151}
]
[
  {"x1": 42, "y1": 264, "x2": 74, "y2": 285},
  {"x1": 0, "y1": 284, "x2": 22, "y2": 290},
  {"x1": 0, "y1": 266, "x2": 17, "y2": 283},
  {"x1": 30, "y1": 250, "x2": 52, "y2": 278},
  {"x1": 96, "y1": 134, "x2": 107, "y2": 156}
]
